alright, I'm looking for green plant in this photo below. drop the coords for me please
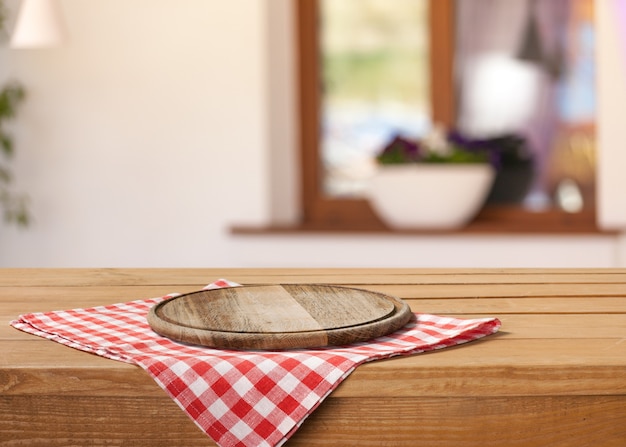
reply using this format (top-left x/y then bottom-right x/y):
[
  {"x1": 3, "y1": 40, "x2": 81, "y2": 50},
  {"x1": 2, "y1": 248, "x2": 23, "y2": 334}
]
[
  {"x1": 0, "y1": 81, "x2": 28, "y2": 226},
  {"x1": 0, "y1": 0, "x2": 29, "y2": 226},
  {"x1": 376, "y1": 126, "x2": 491, "y2": 166},
  {"x1": 376, "y1": 126, "x2": 532, "y2": 169},
  {"x1": 0, "y1": 0, "x2": 6, "y2": 34}
]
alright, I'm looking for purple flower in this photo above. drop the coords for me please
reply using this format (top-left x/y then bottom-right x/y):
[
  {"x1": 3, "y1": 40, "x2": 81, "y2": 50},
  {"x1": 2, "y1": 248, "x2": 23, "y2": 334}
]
[{"x1": 377, "y1": 135, "x2": 422, "y2": 164}]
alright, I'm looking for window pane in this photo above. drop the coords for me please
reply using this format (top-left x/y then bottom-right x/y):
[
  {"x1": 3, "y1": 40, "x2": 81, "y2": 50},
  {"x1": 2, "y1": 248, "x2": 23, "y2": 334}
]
[
  {"x1": 320, "y1": 0, "x2": 430, "y2": 197},
  {"x1": 455, "y1": 0, "x2": 595, "y2": 211}
]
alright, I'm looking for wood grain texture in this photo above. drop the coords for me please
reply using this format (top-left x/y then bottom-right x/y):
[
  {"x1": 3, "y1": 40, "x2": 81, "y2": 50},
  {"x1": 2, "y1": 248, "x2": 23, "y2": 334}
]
[
  {"x1": 290, "y1": 395, "x2": 626, "y2": 447},
  {"x1": 148, "y1": 284, "x2": 411, "y2": 350},
  {"x1": 0, "y1": 395, "x2": 213, "y2": 446},
  {"x1": 3, "y1": 267, "x2": 626, "y2": 286},
  {"x1": 2, "y1": 268, "x2": 626, "y2": 446}
]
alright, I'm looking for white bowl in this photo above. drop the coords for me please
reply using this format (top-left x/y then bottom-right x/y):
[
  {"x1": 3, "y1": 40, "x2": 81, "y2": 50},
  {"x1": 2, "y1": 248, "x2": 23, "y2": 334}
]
[{"x1": 366, "y1": 164, "x2": 495, "y2": 229}]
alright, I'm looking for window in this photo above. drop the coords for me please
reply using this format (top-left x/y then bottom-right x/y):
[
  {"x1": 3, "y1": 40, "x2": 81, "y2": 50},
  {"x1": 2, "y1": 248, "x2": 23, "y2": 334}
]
[
  {"x1": 297, "y1": 0, "x2": 599, "y2": 233},
  {"x1": 320, "y1": 0, "x2": 433, "y2": 198}
]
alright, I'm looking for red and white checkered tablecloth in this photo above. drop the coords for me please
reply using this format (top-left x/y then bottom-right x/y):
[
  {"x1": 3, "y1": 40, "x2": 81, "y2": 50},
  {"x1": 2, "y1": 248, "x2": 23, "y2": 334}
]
[{"x1": 11, "y1": 280, "x2": 501, "y2": 447}]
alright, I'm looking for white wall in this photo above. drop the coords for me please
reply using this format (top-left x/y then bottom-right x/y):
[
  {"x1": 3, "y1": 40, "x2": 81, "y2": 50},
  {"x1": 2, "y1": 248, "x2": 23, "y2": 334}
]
[
  {"x1": 0, "y1": 0, "x2": 622, "y2": 268},
  {"x1": 0, "y1": 0, "x2": 272, "y2": 266},
  {"x1": 597, "y1": 0, "x2": 626, "y2": 230}
]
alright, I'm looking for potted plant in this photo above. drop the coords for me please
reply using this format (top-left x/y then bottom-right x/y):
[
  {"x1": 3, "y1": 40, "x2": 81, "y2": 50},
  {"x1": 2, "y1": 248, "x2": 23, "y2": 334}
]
[{"x1": 366, "y1": 126, "x2": 497, "y2": 229}]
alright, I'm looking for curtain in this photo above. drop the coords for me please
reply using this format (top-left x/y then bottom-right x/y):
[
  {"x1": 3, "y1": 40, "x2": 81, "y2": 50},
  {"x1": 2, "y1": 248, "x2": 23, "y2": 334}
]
[{"x1": 456, "y1": 0, "x2": 572, "y2": 201}]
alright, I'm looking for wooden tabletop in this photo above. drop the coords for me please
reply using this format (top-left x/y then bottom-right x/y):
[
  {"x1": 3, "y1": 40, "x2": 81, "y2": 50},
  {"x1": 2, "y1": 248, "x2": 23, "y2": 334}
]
[{"x1": 1, "y1": 268, "x2": 625, "y2": 446}]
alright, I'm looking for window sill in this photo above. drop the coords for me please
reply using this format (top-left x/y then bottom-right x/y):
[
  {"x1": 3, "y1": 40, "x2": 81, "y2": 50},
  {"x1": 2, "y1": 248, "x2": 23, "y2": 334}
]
[{"x1": 231, "y1": 206, "x2": 617, "y2": 235}]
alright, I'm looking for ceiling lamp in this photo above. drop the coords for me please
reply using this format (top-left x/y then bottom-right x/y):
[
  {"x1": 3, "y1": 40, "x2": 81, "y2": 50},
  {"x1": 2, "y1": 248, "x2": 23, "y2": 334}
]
[{"x1": 10, "y1": 0, "x2": 67, "y2": 48}]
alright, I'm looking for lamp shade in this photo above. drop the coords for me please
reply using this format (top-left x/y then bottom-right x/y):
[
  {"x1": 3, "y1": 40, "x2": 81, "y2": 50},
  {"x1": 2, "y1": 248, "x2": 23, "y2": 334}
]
[{"x1": 10, "y1": 0, "x2": 66, "y2": 48}]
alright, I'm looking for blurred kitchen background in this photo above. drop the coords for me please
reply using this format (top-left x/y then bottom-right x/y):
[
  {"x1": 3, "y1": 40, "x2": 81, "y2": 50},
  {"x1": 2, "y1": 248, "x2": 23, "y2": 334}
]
[{"x1": 1, "y1": 0, "x2": 625, "y2": 267}]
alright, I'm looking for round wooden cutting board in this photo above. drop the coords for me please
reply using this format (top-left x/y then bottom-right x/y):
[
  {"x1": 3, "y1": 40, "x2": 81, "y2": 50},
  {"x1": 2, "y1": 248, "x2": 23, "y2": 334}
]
[{"x1": 147, "y1": 284, "x2": 412, "y2": 350}]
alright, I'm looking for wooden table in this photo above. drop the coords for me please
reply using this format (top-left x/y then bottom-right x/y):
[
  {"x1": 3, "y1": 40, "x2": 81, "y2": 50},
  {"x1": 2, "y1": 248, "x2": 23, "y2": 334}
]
[{"x1": 1, "y1": 268, "x2": 625, "y2": 446}]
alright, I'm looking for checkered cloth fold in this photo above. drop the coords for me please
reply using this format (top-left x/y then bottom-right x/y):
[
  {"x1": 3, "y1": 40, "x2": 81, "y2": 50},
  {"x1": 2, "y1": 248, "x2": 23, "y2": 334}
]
[{"x1": 11, "y1": 280, "x2": 501, "y2": 447}]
